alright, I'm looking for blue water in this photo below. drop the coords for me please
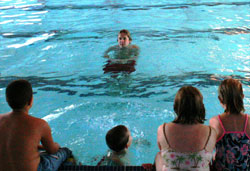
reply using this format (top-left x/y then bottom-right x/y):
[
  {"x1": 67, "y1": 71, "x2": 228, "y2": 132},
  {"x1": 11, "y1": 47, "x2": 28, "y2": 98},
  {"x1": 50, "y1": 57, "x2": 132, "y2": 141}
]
[{"x1": 0, "y1": 0, "x2": 250, "y2": 165}]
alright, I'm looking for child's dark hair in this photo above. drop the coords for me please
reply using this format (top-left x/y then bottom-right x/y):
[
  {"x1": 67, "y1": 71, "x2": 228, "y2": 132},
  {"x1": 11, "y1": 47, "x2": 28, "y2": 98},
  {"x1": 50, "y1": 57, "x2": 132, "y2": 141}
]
[
  {"x1": 119, "y1": 29, "x2": 132, "y2": 41},
  {"x1": 219, "y1": 78, "x2": 244, "y2": 114},
  {"x1": 106, "y1": 125, "x2": 129, "y2": 152},
  {"x1": 173, "y1": 86, "x2": 205, "y2": 124},
  {"x1": 6, "y1": 79, "x2": 33, "y2": 110}
]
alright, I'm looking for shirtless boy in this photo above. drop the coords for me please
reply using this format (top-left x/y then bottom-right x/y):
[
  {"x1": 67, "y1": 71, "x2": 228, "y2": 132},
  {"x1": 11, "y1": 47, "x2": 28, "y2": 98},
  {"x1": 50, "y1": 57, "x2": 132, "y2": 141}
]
[
  {"x1": 0, "y1": 80, "x2": 71, "y2": 171},
  {"x1": 103, "y1": 30, "x2": 139, "y2": 74},
  {"x1": 104, "y1": 29, "x2": 139, "y2": 61}
]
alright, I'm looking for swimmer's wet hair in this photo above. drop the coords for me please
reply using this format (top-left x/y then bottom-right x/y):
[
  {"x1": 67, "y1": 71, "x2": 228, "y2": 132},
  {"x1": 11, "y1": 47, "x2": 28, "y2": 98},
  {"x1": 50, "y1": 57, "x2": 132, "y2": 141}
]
[
  {"x1": 6, "y1": 79, "x2": 33, "y2": 110},
  {"x1": 219, "y1": 78, "x2": 244, "y2": 114},
  {"x1": 173, "y1": 86, "x2": 205, "y2": 124},
  {"x1": 119, "y1": 29, "x2": 132, "y2": 41},
  {"x1": 106, "y1": 125, "x2": 129, "y2": 152}
]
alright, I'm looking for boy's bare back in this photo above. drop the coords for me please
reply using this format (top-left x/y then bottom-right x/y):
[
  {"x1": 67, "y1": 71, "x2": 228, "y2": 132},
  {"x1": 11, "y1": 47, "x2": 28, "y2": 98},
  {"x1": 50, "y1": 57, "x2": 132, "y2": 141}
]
[{"x1": 0, "y1": 111, "x2": 58, "y2": 171}]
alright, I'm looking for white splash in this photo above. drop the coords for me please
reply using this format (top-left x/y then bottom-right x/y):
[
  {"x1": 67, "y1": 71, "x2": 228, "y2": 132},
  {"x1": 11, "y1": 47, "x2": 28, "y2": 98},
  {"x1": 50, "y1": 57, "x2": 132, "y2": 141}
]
[
  {"x1": 42, "y1": 104, "x2": 83, "y2": 122},
  {"x1": 7, "y1": 33, "x2": 55, "y2": 48}
]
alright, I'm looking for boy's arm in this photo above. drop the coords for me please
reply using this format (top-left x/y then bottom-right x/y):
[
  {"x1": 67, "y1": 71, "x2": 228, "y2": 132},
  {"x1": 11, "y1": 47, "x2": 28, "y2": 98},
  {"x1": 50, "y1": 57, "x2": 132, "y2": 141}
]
[
  {"x1": 40, "y1": 120, "x2": 60, "y2": 154},
  {"x1": 38, "y1": 144, "x2": 44, "y2": 150},
  {"x1": 104, "y1": 46, "x2": 116, "y2": 58},
  {"x1": 130, "y1": 45, "x2": 140, "y2": 59},
  {"x1": 104, "y1": 47, "x2": 112, "y2": 58}
]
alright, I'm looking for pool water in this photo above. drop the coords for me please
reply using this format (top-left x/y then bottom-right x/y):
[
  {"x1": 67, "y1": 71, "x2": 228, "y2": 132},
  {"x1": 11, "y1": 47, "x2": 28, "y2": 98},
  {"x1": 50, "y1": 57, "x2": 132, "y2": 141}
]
[{"x1": 0, "y1": 0, "x2": 250, "y2": 165}]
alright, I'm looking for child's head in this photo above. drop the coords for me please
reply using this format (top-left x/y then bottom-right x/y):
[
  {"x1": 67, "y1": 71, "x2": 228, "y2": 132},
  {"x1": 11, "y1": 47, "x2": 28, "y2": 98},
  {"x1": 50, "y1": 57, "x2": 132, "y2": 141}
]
[
  {"x1": 117, "y1": 29, "x2": 132, "y2": 48},
  {"x1": 6, "y1": 79, "x2": 33, "y2": 110},
  {"x1": 173, "y1": 86, "x2": 205, "y2": 124},
  {"x1": 218, "y1": 78, "x2": 244, "y2": 114},
  {"x1": 106, "y1": 125, "x2": 132, "y2": 153}
]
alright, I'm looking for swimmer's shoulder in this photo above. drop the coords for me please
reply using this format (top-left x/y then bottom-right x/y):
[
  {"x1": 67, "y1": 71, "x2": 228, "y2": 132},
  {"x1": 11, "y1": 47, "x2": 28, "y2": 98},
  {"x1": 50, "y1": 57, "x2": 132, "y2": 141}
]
[
  {"x1": 105, "y1": 45, "x2": 118, "y2": 52},
  {"x1": 130, "y1": 44, "x2": 139, "y2": 49},
  {"x1": 104, "y1": 45, "x2": 119, "y2": 58},
  {"x1": 109, "y1": 45, "x2": 120, "y2": 50}
]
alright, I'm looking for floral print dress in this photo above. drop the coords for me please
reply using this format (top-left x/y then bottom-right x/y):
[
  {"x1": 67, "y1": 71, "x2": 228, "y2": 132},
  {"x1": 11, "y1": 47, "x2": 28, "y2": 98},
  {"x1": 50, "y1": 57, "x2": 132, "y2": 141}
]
[
  {"x1": 161, "y1": 124, "x2": 213, "y2": 171},
  {"x1": 212, "y1": 115, "x2": 250, "y2": 171},
  {"x1": 161, "y1": 149, "x2": 213, "y2": 171}
]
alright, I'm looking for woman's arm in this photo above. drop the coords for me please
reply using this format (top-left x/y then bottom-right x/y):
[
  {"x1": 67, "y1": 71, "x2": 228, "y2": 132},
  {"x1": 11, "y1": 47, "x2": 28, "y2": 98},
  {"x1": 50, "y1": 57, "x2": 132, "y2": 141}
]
[
  {"x1": 209, "y1": 116, "x2": 221, "y2": 139},
  {"x1": 157, "y1": 125, "x2": 163, "y2": 150}
]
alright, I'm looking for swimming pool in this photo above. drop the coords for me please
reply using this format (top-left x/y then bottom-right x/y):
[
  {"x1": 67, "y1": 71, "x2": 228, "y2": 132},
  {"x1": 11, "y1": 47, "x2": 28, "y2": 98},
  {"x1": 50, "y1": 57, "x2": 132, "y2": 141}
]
[{"x1": 0, "y1": 0, "x2": 250, "y2": 165}]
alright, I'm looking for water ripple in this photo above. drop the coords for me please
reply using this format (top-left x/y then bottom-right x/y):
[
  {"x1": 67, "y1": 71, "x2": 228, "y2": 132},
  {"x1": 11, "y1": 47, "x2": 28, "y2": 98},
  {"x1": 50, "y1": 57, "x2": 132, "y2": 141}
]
[
  {"x1": 0, "y1": 2, "x2": 249, "y2": 11},
  {"x1": 1, "y1": 27, "x2": 249, "y2": 41},
  {"x1": 0, "y1": 72, "x2": 249, "y2": 99}
]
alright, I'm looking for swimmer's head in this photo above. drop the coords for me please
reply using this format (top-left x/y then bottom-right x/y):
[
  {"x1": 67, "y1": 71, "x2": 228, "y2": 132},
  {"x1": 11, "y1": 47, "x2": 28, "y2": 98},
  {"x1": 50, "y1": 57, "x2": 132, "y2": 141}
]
[
  {"x1": 106, "y1": 125, "x2": 132, "y2": 152},
  {"x1": 118, "y1": 29, "x2": 132, "y2": 48},
  {"x1": 173, "y1": 86, "x2": 205, "y2": 124},
  {"x1": 218, "y1": 78, "x2": 244, "y2": 114},
  {"x1": 6, "y1": 79, "x2": 33, "y2": 110}
]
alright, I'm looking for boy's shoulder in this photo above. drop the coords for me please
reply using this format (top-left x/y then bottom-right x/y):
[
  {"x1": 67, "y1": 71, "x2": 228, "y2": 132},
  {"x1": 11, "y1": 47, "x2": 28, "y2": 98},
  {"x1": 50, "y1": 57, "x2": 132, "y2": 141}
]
[
  {"x1": 129, "y1": 44, "x2": 139, "y2": 49},
  {"x1": 103, "y1": 153, "x2": 125, "y2": 166},
  {"x1": 26, "y1": 114, "x2": 47, "y2": 125},
  {"x1": 108, "y1": 45, "x2": 119, "y2": 50},
  {"x1": 0, "y1": 113, "x2": 10, "y2": 122},
  {"x1": 0, "y1": 112, "x2": 8, "y2": 118},
  {"x1": 0, "y1": 112, "x2": 48, "y2": 131},
  {"x1": 14, "y1": 114, "x2": 48, "y2": 130}
]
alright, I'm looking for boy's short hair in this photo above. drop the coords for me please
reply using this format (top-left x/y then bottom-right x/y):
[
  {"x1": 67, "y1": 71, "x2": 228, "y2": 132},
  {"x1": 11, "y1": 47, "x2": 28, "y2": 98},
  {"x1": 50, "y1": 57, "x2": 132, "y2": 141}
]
[
  {"x1": 6, "y1": 79, "x2": 33, "y2": 110},
  {"x1": 173, "y1": 86, "x2": 205, "y2": 124},
  {"x1": 219, "y1": 78, "x2": 245, "y2": 114},
  {"x1": 106, "y1": 125, "x2": 129, "y2": 152},
  {"x1": 119, "y1": 29, "x2": 132, "y2": 41}
]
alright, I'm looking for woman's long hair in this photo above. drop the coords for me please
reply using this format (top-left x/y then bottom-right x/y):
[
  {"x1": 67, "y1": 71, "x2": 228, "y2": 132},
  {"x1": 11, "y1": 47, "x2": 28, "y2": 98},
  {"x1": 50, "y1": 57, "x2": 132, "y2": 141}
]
[{"x1": 219, "y1": 78, "x2": 245, "y2": 114}]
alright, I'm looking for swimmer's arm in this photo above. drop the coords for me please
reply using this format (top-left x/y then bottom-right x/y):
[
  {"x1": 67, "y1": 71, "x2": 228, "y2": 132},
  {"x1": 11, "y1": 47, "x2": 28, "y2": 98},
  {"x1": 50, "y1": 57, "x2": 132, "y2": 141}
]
[
  {"x1": 128, "y1": 55, "x2": 138, "y2": 61},
  {"x1": 109, "y1": 58, "x2": 133, "y2": 64},
  {"x1": 109, "y1": 58, "x2": 121, "y2": 62},
  {"x1": 104, "y1": 53, "x2": 110, "y2": 58},
  {"x1": 110, "y1": 47, "x2": 139, "y2": 63},
  {"x1": 104, "y1": 46, "x2": 116, "y2": 58},
  {"x1": 130, "y1": 45, "x2": 140, "y2": 59},
  {"x1": 104, "y1": 48, "x2": 111, "y2": 58},
  {"x1": 40, "y1": 120, "x2": 60, "y2": 154}
]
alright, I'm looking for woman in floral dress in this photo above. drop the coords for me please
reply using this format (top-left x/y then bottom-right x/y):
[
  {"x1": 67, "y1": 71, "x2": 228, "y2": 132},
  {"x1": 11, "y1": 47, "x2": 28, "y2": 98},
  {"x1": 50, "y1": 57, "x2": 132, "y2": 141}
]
[
  {"x1": 210, "y1": 78, "x2": 250, "y2": 170},
  {"x1": 155, "y1": 86, "x2": 217, "y2": 171}
]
